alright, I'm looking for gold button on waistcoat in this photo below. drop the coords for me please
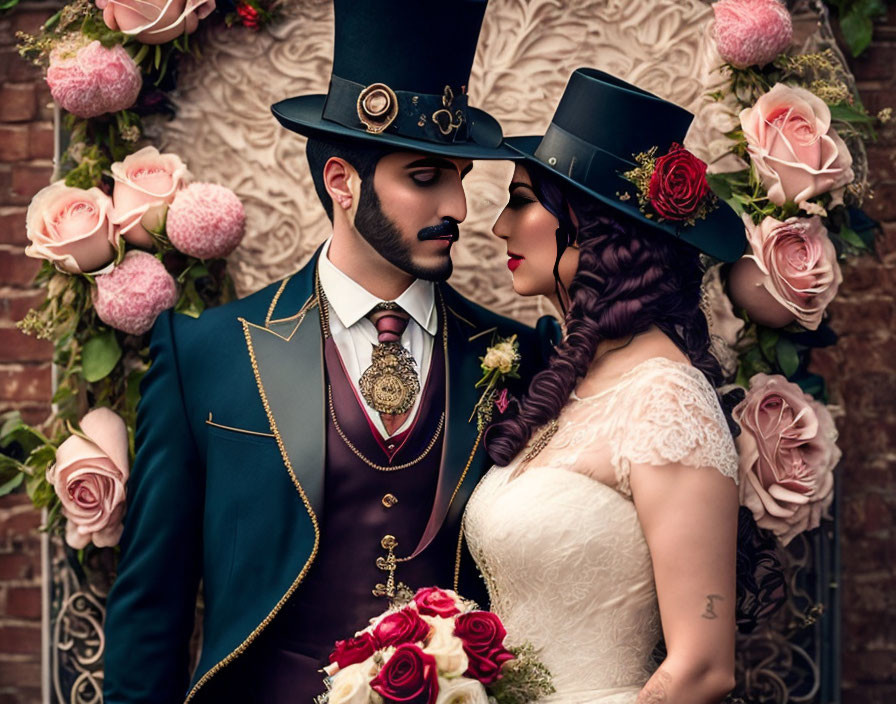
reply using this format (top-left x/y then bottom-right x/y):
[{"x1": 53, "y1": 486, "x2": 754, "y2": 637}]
[{"x1": 382, "y1": 493, "x2": 398, "y2": 508}]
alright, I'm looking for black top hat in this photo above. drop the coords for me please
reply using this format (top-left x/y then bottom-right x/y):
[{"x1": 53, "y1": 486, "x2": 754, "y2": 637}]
[
  {"x1": 271, "y1": 0, "x2": 513, "y2": 159},
  {"x1": 506, "y1": 69, "x2": 747, "y2": 262}
]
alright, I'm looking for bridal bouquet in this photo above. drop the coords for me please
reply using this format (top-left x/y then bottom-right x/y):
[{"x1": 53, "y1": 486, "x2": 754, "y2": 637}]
[{"x1": 317, "y1": 587, "x2": 553, "y2": 704}]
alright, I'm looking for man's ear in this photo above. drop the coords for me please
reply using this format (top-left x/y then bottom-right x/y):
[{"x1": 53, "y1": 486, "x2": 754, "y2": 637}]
[{"x1": 323, "y1": 157, "x2": 360, "y2": 215}]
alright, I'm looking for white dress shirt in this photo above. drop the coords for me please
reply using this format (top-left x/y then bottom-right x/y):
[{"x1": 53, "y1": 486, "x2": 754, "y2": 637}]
[{"x1": 317, "y1": 238, "x2": 437, "y2": 439}]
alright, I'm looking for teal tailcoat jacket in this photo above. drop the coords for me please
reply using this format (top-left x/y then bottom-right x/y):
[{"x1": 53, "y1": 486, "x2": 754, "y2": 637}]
[{"x1": 102, "y1": 249, "x2": 545, "y2": 703}]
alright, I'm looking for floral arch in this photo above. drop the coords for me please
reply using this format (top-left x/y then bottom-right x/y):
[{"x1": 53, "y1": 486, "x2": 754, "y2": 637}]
[{"x1": 0, "y1": 0, "x2": 887, "y2": 700}]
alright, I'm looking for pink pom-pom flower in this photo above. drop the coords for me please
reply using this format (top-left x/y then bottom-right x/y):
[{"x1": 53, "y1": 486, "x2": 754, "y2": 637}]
[
  {"x1": 46, "y1": 39, "x2": 142, "y2": 118},
  {"x1": 712, "y1": 0, "x2": 793, "y2": 69},
  {"x1": 166, "y1": 182, "x2": 246, "y2": 259},
  {"x1": 93, "y1": 251, "x2": 178, "y2": 336}
]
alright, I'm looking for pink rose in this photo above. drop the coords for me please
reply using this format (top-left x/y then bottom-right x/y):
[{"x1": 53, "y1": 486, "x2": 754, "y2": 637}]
[
  {"x1": 712, "y1": 0, "x2": 793, "y2": 69},
  {"x1": 25, "y1": 181, "x2": 118, "y2": 274},
  {"x1": 47, "y1": 407, "x2": 130, "y2": 550},
  {"x1": 739, "y1": 215, "x2": 842, "y2": 330},
  {"x1": 93, "y1": 250, "x2": 179, "y2": 335},
  {"x1": 733, "y1": 374, "x2": 839, "y2": 546},
  {"x1": 110, "y1": 146, "x2": 191, "y2": 248},
  {"x1": 413, "y1": 587, "x2": 462, "y2": 619},
  {"x1": 740, "y1": 83, "x2": 854, "y2": 207},
  {"x1": 166, "y1": 182, "x2": 246, "y2": 259},
  {"x1": 46, "y1": 39, "x2": 142, "y2": 118},
  {"x1": 95, "y1": 0, "x2": 216, "y2": 45}
]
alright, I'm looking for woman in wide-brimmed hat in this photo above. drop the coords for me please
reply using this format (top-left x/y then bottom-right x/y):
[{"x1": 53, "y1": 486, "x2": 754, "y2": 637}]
[{"x1": 463, "y1": 69, "x2": 746, "y2": 704}]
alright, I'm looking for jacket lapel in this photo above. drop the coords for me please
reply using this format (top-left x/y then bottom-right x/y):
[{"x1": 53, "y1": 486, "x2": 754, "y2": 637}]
[
  {"x1": 239, "y1": 254, "x2": 326, "y2": 519},
  {"x1": 408, "y1": 286, "x2": 487, "y2": 558}
]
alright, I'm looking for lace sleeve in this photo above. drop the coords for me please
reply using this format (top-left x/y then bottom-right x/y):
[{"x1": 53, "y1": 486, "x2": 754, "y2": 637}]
[{"x1": 610, "y1": 360, "x2": 739, "y2": 497}]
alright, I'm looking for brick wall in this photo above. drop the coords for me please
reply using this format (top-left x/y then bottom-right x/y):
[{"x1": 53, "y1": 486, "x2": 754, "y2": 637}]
[
  {"x1": 814, "y1": 6, "x2": 896, "y2": 704},
  {"x1": 0, "y1": 3, "x2": 57, "y2": 703},
  {"x1": 0, "y1": 4, "x2": 894, "y2": 704}
]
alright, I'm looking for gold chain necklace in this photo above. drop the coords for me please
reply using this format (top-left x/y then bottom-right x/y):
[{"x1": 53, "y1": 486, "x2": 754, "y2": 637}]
[
  {"x1": 327, "y1": 385, "x2": 445, "y2": 471},
  {"x1": 522, "y1": 418, "x2": 560, "y2": 462}
]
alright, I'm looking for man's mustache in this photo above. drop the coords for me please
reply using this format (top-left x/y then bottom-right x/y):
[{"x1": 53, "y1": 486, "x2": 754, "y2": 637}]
[{"x1": 417, "y1": 218, "x2": 460, "y2": 242}]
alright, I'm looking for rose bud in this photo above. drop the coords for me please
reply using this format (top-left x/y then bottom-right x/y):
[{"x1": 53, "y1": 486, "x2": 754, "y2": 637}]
[
  {"x1": 110, "y1": 146, "x2": 191, "y2": 249},
  {"x1": 453, "y1": 611, "x2": 515, "y2": 685},
  {"x1": 733, "y1": 373, "x2": 840, "y2": 545},
  {"x1": 46, "y1": 39, "x2": 142, "y2": 118},
  {"x1": 370, "y1": 643, "x2": 439, "y2": 704},
  {"x1": 25, "y1": 182, "x2": 118, "y2": 274},
  {"x1": 47, "y1": 407, "x2": 129, "y2": 550},
  {"x1": 712, "y1": 0, "x2": 793, "y2": 68},
  {"x1": 93, "y1": 250, "x2": 178, "y2": 336},
  {"x1": 740, "y1": 83, "x2": 854, "y2": 207},
  {"x1": 373, "y1": 607, "x2": 431, "y2": 649},
  {"x1": 414, "y1": 587, "x2": 462, "y2": 618},
  {"x1": 166, "y1": 182, "x2": 246, "y2": 260}
]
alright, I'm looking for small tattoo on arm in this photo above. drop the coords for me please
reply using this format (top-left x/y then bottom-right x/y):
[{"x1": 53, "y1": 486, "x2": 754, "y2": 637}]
[{"x1": 701, "y1": 594, "x2": 724, "y2": 620}]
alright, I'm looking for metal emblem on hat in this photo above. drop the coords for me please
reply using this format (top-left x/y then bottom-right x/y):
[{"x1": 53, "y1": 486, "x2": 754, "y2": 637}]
[
  {"x1": 357, "y1": 82, "x2": 399, "y2": 134},
  {"x1": 432, "y1": 85, "x2": 464, "y2": 136},
  {"x1": 359, "y1": 342, "x2": 420, "y2": 415}
]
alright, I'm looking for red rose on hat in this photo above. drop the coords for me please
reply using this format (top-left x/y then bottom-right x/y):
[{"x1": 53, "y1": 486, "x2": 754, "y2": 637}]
[{"x1": 647, "y1": 143, "x2": 711, "y2": 221}]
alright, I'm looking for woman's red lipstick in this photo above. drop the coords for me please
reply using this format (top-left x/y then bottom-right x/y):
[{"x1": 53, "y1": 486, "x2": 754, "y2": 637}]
[{"x1": 507, "y1": 253, "x2": 524, "y2": 272}]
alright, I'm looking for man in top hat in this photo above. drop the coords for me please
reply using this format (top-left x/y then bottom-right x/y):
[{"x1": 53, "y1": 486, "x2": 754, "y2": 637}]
[{"x1": 102, "y1": 1, "x2": 544, "y2": 702}]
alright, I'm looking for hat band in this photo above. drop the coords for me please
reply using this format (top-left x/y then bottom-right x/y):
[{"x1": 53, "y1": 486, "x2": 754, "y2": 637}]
[
  {"x1": 322, "y1": 75, "x2": 471, "y2": 145},
  {"x1": 533, "y1": 122, "x2": 642, "y2": 200}
]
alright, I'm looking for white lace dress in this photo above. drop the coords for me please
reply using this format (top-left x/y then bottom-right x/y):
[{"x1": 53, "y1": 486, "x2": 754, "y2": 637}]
[{"x1": 463, "y1": 358, "x2": 739, "y2": 703}]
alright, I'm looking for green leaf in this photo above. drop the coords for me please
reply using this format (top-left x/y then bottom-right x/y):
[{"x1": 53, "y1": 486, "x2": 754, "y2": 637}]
[
  {"x1": 0, "y1": 473, "x2": 24, "y2": 497},
  {"x1": 829, "y1": 102, "x2": 875, "y2": 124},
  {"x1": 25, "y1": 474, "x2": 55, "y2": 509},
  {"x1": 836, "y1": 225, "x2": 870, "y2": 251},
  {"x1": 26, "y1": 444, "x2": 57, "y2": 473},
  {"x1": 81, "y1": 331, "x2": 123, "y2": 383},
  {"x1": 776, "y1": 337, "x2": 800, "y2": 377},
  {"x1": 758, "y1": 327, "x2": 780, "y2": 363},
  {"x1": 839, "y1": 6, "x2": 874, "y2": 57},
  {"x1": 154, "y1": 44, "x2": 162, "y2": 70}
]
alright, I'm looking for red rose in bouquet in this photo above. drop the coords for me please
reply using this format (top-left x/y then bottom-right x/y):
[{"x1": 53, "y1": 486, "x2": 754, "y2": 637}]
[
  {"x1": 328, "y1": 631, "x2": 377, "y2": 670},
  {"x1": 454, "y1": 611, "x2": 516, "y2": 685},
  {"x1": 647, "y1": 143, "x2": 711, "y2": 221},
  {"x1": 414, "y1": 587, "x2": 462, "y2": 618},
  {"x1": 373, "y1": 607, "x2": 431, "y2": 649},
  {"x1": 370, "y1": 643, "x2": 439, "y2": 704}
]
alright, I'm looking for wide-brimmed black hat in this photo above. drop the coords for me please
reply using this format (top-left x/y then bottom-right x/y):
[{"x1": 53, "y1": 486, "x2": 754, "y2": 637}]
[
  {"x1": 506, "y1": 68, "x2": 746, "y2": 261},
  {"x1": 271, "y1": 0, "x2": 513, "y2": 159}
]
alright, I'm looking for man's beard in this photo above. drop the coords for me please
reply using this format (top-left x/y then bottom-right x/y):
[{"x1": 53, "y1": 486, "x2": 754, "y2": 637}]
[{"x1": 353, "y1": 180, "x2": 454, "y2": 282}]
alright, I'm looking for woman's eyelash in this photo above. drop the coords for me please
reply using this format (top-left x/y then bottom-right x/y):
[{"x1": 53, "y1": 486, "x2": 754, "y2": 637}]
[{"x1": 508, "y1": 194, "x2": 536, "y2": 208}]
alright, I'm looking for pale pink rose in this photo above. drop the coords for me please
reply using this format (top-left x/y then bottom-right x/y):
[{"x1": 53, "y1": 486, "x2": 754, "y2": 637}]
[
  {"x1": 728, "y1": 256, "x2": 797, "y2": 328},
  {"x1": 740, "y1": 84, "x2": 854, "y2": 206},
  {"x1": 166, "y1": 182, "x2": 246, "y2": 259},
  {"x1": 743, "y1": 215, "x2": 842, "y2": 330},
  {"x1": 46, "y1": 39, "x2": 142, "y2": 118},
  {"x1": 96, "y1": 0, "x2": 216, "y2": 45},
  {"x1": 93, "y1": 250, "x2": 178, "y2": 335},
  {"x1": 47, "y1": 407, "x2": 130, "y2": 550},
  {"x1": 110, "y1": 146, "x2": 191, "y2": 248},
  {"x1": 25, "y1": 181, "x2": 119, "y2": 274},
  {"x1": 712, "y1": 0, "x2": 793, "y2": 69},
  {"x1": 733, "y1": 374, "x2": 840, "y2": 545}
]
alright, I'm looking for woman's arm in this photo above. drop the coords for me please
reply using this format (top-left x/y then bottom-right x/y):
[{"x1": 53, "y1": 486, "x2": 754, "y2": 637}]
[{"x1": 629, "y1": 459, "x2": 739, "y2": 704}]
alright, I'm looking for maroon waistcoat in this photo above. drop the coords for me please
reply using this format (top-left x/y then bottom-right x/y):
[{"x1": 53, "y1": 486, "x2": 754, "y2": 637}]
[{"x1": 237, "y1": 330, "x2": 456, "y2": 702}]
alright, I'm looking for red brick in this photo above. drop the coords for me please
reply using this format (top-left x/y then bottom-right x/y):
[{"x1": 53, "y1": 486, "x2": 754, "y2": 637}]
[
  {"x1": 0, "y1": 329, "x2": 52, "y2": 364},
  {"x1": 0, "y1": 291, "x2": 47, "y2": 322},
  {"x1": 5, "y1": 52, "x2": 42, "y2": 84},
  {"x1": 10, "y1": 9, "x2": 54, "y2": 37},
  {"x1": 0, "y1": 208, "x2": 27, "y2": 245},
  {"x1": 0, "y1": 660, "x2": 40, "y2": 689},
  {"x1": 2, "y1": 404, "x2": 52, "y2": 428},
  {"x1": 0, "y1": 251, "x2": 40, "y2": 287},
  {"x1": 8, "y1": 164, "x2": 53, "y2": 204},
  {"x1": 850, "y1": 44, "x2": 896, "y2": 84},
  {"x1": 0, "y1": 85, "x2": 37, "y2": 123},
  {"x1": 4, "y1": 588, "x2": 41, "y2": 621},
  {"x1": 0, "y1": 553, "x2": 36, "y2": 581},
  {"x1": 34, "y1": 84, "x2": 54, "y2": 123},
  {"x1": 27, "y1": 123, "x2": 53, "y2": 161},
  {"x1": 0, "y1": 127, "x2": 29, "y2": 163},
  {"x1": 0, "y1": 365, "x2": 51, "y2": 404}
]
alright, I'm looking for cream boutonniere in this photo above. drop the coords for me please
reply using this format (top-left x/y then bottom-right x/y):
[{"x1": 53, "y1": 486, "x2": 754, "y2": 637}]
[{"x1": 469, "y1": 334, "x2": 521, "y2": 431}]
